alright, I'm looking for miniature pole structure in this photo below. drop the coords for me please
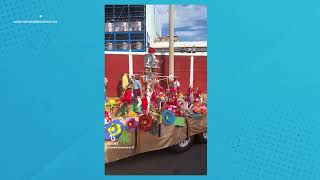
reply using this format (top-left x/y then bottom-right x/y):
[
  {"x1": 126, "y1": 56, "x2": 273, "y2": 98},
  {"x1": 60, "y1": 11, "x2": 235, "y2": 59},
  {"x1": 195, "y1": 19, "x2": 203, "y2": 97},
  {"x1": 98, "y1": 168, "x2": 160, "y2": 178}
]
[{"x1": 169, "y1": 5, "x2": 174, "y2": 78}]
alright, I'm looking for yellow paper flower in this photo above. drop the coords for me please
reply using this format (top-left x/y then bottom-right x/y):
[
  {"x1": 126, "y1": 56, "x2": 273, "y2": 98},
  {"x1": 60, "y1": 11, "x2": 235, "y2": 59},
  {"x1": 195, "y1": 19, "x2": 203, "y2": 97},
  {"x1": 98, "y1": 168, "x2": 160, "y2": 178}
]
[
  {"x1": 127, "y1": 111, "x2": 137, "y2": 117},
  {"x1": 108, "y1": 99, "x2": 116, "y2": 106}
]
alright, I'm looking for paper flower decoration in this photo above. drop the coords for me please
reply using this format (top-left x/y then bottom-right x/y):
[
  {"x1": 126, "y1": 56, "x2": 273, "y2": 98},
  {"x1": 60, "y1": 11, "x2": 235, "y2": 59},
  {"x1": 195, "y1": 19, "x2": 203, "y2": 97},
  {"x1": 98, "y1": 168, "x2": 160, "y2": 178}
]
[
  {"x1": 128, "y1": 111, "x2": 137, "y2": 117},
  {"x1": 118, "y1": 130, "x2": 130, "y2": 144},
  {"x1": 193, "y1": 106, "x2": 201, "y2": 113},
  {"x1": 174, "y1": 117, "x2": 186, "y2": 127},
  {"x1": 126, "y1": 117, "x2": 137, "y2": 129},
  {"x1": 104, "y1": 119, "x2": 125, "y2": 141},
  {"x1": 201, "y1": 106, "x2": 207, "y2": 115},
  {"x1": 162, "y1": 110, "x2": 176, "y2": 125},
  {"x1": 108, "y1": 99, "x2": 116, "y2": 106},
  {"x1": 104, "y1": 111, "x2": 112, "y2": 123},
  {"x1": 138, "y1": 115, "x2": 153, "y2": 132}
]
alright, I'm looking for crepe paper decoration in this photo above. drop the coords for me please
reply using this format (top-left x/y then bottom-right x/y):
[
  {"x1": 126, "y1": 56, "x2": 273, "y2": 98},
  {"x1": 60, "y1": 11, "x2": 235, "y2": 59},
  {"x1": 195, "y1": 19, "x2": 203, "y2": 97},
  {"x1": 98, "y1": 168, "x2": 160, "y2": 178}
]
[
  {"x1": 126, "y1": 117, "x2": 137, "y2": 129},
  {"x1": 117, "y1": 103, "x2": 129, "y2": 116},
  {"x1": 191, "y1": 113, "x2": 204, "y2": 120},
  {"x1": 127, "y1": 111, "x2": 137, "y2": 117},
  {"x1": 149, "y1": 122, "x2": 159, "y2": 136},
  {"x1": 104, "y1": 119, "x2": 125, "y2": 141},
  {"x1": 118, "y1": 130, "x2": 130, "y2": 144},
  {"x1": 149, "y1": 112, "x2": 161, "y2": 124},
  {"x1": 131, "y1": 103, "x2": 141, "y2": 114},
  {"x1": 174, "y1": 117, "x2": 186, "y2": 127},
  {"x1": 174, "y1": 110, "x2": 183, "y2": 116},
  {"x1": 185, "y1": 109, "x2": 194, "y2": 116},
  {"x1": 108, "y1": 99, "x2": 116, "y2": 106},
  {"x1": 162, "y1": 110, "x2": 176, "y2": 125},
  {"x1": 122, "y1": 73, "x2": 129, "y2": 90},
  {"x1": 141, "y1": 97, "x2": 148, "y2": 114},
  {"x1": 193, "y1": 106, "x2": 201, "y2": 113},
  {"x1": 169, "y1": 86, "x2": 176, "y2": 94},
  {"x1": 121, "y1": 89, "x2": 133, "y2": 105},
  {"x1": 104, "y1": 111, "x2": 112, "y2": 123},
  {"x1": 129, "y1": 104, "x2": 134, "y2": 112},
  {"x1": 138, "y1": 115, "x2": 153, "y2": 132},
  {"x1": 201, "y1": 106, "x2": 207, "y2": 115}
]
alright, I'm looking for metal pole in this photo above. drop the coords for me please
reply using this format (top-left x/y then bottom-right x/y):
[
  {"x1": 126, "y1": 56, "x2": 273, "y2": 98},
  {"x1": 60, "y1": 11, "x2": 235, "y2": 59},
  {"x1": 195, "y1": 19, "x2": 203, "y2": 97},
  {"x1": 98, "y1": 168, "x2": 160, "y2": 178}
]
[{"x1": 169, "y1": 5, "x2": 174, "y2": 78}]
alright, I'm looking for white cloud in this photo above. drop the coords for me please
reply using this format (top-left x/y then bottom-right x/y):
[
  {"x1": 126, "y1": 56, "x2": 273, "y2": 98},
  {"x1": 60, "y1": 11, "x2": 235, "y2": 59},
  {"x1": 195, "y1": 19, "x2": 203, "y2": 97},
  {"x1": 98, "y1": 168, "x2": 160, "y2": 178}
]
[
  {"x1": 156, "y1": 5, "x2": 207, "y2": 41},
  {"x1": 176, "y1": 30, "x2": 207, "y2": 41}
]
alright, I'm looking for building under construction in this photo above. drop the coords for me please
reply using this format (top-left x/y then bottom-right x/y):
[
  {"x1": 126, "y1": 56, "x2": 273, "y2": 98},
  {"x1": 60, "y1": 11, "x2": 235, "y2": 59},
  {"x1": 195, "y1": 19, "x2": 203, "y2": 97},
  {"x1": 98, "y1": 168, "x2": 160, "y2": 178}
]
[{"x1": 105, "y1": 5, "x2": 207, "y2": 96}]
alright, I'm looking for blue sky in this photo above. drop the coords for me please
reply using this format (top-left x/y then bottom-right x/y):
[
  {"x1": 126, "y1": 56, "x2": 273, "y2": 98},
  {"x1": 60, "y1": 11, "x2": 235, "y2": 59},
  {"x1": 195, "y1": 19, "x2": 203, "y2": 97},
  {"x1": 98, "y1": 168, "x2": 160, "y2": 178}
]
[{"x1": 156, "y1": 5, "x2": 207, "y2": 41}]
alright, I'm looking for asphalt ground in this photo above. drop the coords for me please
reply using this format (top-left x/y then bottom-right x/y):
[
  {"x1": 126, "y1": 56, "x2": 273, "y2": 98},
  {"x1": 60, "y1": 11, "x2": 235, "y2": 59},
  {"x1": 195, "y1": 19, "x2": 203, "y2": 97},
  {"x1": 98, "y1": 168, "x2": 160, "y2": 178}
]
[{"x1": 105, "y1": 143, "x2": 207, "y2": 175}]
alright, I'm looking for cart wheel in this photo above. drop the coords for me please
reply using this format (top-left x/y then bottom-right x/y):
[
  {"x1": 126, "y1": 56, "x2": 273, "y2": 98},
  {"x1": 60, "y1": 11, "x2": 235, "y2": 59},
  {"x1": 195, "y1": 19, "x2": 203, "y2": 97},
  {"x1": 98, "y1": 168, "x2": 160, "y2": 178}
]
[
  {"x1": 171, "y1": 136, "x2": 194, "y2": 153},
  {"x1": 197, "y1": 132, "x2": 207, "y2": 144}
]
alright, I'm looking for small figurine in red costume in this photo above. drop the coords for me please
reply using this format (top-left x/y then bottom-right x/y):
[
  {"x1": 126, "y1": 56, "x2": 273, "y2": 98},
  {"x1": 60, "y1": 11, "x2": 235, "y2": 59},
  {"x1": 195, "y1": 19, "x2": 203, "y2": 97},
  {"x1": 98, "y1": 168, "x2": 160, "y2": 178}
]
[
  {"x1": 118, "y1": 85, "x2": 133, "y2": 115},
  {"x1": 151, "y1": 90, "x2": 158, "y2": 108},
  {"x1": 121, "y1": 85, "x2": 133, "y2": 105},
  {"x1": 193, "y1": 87, "x2": 202, "y2": 104},
  {"x1": 141, "y1": 95, "x2": 149, "y2": 114}
]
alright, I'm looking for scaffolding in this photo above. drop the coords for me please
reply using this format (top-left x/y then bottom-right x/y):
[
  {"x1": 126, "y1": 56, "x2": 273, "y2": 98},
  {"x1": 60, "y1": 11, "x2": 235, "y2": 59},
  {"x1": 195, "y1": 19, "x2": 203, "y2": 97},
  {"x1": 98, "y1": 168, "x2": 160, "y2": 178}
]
[{"x1": 105, "y1": 5, "x2": 146, "y2": 52}]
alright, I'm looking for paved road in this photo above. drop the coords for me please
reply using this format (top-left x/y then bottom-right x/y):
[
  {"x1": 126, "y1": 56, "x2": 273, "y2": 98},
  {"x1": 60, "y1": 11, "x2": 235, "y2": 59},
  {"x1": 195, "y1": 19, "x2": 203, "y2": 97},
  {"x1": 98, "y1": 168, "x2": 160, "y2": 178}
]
[{"x1": 105, "y1": 143, "x2": 207, "y2": 175}]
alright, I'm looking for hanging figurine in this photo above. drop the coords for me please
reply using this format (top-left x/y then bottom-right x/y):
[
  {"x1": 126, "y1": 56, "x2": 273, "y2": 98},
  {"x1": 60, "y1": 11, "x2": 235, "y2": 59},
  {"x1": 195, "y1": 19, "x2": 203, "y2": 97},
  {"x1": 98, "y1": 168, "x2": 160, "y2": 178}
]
[
  {"x1": 144, "y1": 47, "x2": 160, "y2": 71},
  {"x1": 118, "y1": 84, "x2": 133, "y2": 115},
  {"x1": 141, "y1": 93, "x2": 149, "y2": 114},
  {"x1": 173, "y1": 77, "x2": 180, "y2": 94}
]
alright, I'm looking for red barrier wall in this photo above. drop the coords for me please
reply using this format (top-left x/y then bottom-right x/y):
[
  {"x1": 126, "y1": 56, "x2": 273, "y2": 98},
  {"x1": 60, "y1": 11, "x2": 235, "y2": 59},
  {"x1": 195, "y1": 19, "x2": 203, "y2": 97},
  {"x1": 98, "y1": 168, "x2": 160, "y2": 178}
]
[
  {"x1": 105, "y1": 54, "x2": 129, "y2": 97},
  {"x1": 105, "y1": 54, "x2": 207, "y2": 97},
  {"x1": 193, "y1": 56, "x2": 207, "y2": 93}
]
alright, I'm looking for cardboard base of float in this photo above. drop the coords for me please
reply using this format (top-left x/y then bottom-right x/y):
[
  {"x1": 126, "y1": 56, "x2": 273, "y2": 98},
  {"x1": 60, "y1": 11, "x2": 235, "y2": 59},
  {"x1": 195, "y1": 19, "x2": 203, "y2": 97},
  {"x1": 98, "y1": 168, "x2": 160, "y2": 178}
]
[{"x1": 105, "y1": 116, "x2": 207, "y2": 163}]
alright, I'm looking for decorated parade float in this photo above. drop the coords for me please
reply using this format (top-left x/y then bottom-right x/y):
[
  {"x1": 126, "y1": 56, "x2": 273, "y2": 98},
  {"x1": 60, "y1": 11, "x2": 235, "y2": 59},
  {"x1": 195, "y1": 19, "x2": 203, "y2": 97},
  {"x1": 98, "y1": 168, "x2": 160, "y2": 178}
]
[{"x1": 104, "y1": 48, "x2": 207, "y2": 163}]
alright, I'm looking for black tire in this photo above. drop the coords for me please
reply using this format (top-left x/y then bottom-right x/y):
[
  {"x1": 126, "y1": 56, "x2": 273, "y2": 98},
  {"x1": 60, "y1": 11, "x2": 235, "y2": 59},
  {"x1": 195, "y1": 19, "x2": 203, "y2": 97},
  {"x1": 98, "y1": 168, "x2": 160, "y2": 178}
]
[
  {"x1": 197, "y1": 132, "x2": 207, "y2": 144},
  {"x1": 171, "y1": 136, "x2": 195, "y2": 153}
]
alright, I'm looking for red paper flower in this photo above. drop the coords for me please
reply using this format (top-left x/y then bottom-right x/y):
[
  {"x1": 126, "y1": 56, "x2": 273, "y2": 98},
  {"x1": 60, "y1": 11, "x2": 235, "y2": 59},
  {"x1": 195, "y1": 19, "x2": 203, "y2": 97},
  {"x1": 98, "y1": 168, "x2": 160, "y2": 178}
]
[{"x1": 138, "y1": 115, "x2": 153, "y2": 132}]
